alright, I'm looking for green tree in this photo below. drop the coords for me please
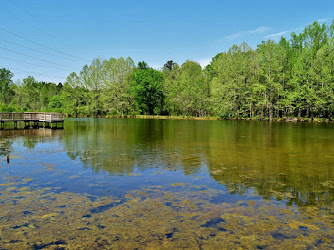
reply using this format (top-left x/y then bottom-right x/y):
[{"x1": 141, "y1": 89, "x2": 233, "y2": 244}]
[
  {"x1": 209, "y1": 43, "x2": 254, "y2": 118},
  {"x1": 63, "y1": 72, "x2": 87, "y2": 116},
  {"x1": 0, "y1": 68, "x2": 14, "y2": 107},
  {"x1": 101, "y1": 57, "x2": 135, "y2": 115},
  {"x1": 162, "y1": 60, "x2": 180, "y2": 115},
  {"x1": 174, "y1": 60, "x2": 206, "y2": 116},
  {"x1": 163, "y1": 60, "x2": 176, "y2": 72},
  {"x1": 131, "y1": 63, "x2": 163, "y2": 115},
  {"x1": 256, "y1": 40, "x2": 286, "y2": 120}
]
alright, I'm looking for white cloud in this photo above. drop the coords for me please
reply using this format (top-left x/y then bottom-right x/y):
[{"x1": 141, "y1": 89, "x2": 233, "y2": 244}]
[
  {"x1": 265, "y1": 30, "x2": 290, "y2": 39},
  {"x1": 222, "y1": 26, "x2": 271, "y2": 41},
  {"x1": 196, "y1": 58, "x2": 212, "y2": 68},
  {"x1": 223, "y1": 32, "x2": 243, "y2": 40},
  {"x1": 265, "y1": 17, "x2": 330, "y2": 40},
  {"x1": 149, "y1": 63, "x2": 163, "y2": 70},
  {"x1": 316, "y1": 18, "x2": 329, "y2": 24},
  {"x1": 249, "y1": 26, "x2": 271, "y2": 34}
]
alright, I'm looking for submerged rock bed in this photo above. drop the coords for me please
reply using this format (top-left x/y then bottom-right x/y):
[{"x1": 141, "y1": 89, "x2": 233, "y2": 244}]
[{"x1": 0, "y1": 182, "x2": 333, "y2": 249}]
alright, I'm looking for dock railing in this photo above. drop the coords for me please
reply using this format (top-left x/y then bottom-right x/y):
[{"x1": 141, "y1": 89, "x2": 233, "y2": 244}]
[
  {"x1": 0, "y1": 113, "x2": 25, "y2": 121},
  {"x1": 39, "y1": 113, "x2": 64, "y2": 122},
  {"x1": 0, "y1": 112, "x2": 64, "y2": 129},
  {"x1": 24, "y1": 113, "x2": 40, "y2": 121},
  {"x1": 0, "y1": 112, "x2": 64, "y2": 122}
]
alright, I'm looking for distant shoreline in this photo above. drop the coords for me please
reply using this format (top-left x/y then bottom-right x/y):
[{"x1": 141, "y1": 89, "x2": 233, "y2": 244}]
[{"x1": 66, "y1": 115, "x2": 333, "y2": 123}]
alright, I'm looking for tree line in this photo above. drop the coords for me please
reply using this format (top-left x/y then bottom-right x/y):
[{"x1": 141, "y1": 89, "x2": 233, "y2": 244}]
[{"x1": 1, "y1": 20, "x2": 334, "y2": 120}]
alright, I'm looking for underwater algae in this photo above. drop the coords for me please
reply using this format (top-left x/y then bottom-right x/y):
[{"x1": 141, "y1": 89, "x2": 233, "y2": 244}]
[
  {"x1": 1, "y1": 120, "x2": 334, "y2": 249},
  {"x1": 0, "y1": 181, "x2": 333, "y2": 249}
]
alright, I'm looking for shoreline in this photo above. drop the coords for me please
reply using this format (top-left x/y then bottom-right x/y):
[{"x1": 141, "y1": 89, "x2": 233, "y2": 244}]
[{"x1": 66, "y1": 114, "x2": 333, "y2": 123}]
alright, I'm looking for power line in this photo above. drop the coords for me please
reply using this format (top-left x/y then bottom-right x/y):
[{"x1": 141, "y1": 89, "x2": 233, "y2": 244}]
[
  {"x1": 3, "y1": 39, "x2": 85, "y2": 63},
  {"x1": 14, "y1": 69, "x2": 66, "y2": 79},
  {"x1": 2, "y1": 2, "x2": 87, "y2": 69},
  {"x1": 0, "y1": 26, "x2": 87, "y2": 61},
  {"x1": 8, "y1": 67, "x2": 66, "y2": 80},
  {"x1": 8, "y1": 0, "x2": 57, "y2": 39},
  {"x1": 0, "y1": 55, "x2": 70, "y2": 70},
  {"x1": 0, "y1": 45, "x2": 70, "y2": 70}
]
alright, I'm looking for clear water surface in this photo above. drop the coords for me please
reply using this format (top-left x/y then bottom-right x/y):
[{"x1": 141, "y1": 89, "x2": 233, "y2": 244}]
[{"x1": 0, "y1": 118, "x2": 333, "y2": 249}]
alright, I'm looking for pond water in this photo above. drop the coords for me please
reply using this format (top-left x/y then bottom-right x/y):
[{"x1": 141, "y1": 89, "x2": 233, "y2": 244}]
[{"x1": 0, "y1": 118, "x2": 334, "y2": 249}]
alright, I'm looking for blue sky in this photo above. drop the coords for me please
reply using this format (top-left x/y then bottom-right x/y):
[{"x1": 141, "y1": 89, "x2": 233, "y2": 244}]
[{"x1": 1, "y1": 0, "x2": 333, "y2": 83}]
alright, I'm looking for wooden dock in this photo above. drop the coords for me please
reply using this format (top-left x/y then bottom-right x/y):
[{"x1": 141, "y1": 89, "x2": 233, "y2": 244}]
[{"x1": 0, "y1": 112, "x2": 64, "y2": 129}]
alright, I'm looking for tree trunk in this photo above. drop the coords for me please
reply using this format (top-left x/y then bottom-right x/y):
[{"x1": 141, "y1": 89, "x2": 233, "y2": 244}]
[
  {"x1": 149, "y1": 104, "x2": 154, "y2": 116},
  {"x1": 249, "y1": 103, "x2": 252, "y2": 118},
  {"x1": 306, "y1": 107, "x2": 309, "y2": 118},
  {"x1": 310, "y1": 107, "x2": 314, "y2": 122},
  {"x1": 269, "y1": 105, "x2": 273, "y2": 121},
  {"x1": 329, "y1": 106, "x2": 332, "y2": 122},
  {"x1": 277, "y1": 106, "x2": 280, "y2": 119}
]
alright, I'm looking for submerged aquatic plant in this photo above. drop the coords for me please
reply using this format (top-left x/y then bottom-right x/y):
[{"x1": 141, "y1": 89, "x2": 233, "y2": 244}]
[{"x1": 0, "y1": 182, "x2": 333, "y2": 249}]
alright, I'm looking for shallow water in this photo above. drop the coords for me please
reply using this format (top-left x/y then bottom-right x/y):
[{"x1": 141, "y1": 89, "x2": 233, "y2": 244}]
[{"x1": 0, "y1": 118, "x2": 334, "y2": 249}]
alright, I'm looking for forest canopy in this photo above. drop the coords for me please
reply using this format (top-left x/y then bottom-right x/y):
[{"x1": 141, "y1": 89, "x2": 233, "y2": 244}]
[{"x1": 1, "y1": 20, "x2": 334, "y2": 120}]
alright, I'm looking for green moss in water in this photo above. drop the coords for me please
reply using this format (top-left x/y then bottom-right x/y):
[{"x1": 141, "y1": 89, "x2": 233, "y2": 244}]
[{"x1": 0, "y1": 184, "x2": 333, "y2": 249}]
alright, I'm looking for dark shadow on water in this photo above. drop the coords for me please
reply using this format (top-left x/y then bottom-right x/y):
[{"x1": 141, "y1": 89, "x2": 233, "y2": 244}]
[
  {"x1": 89, "y1": 200, "x2": 125, "y2": 214},
  {"x1": 33, "y1": 240, "x2": 66, "y2": 250},
  {"x1": 201, "y1": 217, "x2": 226, "y2": 231}
]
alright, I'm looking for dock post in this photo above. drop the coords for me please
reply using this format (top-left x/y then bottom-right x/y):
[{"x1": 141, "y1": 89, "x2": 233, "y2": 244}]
[{"x1": 14, "y1": 121, "x2": 17, "y2": 129}]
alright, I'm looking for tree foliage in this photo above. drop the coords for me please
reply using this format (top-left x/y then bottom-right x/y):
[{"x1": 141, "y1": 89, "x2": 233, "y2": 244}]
[
  {"x1": 0, "y1": 68, "x2": 14, "y2": 108},
  {"x1": 2, "y1": 20, "x2": 334, "y2": 120},
  {"x1": 131, "y1": 63, "x2": 163, "y2": 115}
]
